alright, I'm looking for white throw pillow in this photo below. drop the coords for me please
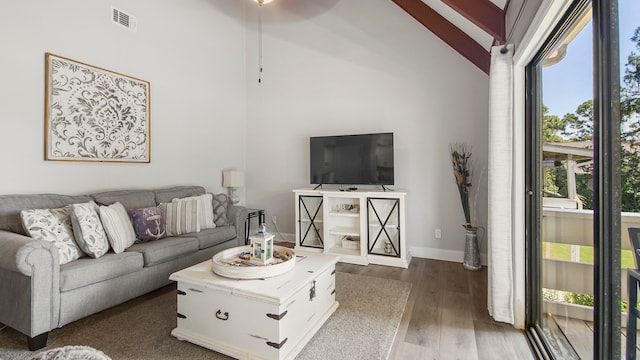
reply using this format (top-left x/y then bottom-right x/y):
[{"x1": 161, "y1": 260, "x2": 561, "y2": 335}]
[
  {"x1": 180, "y1": 194, "x2": 215, "y2": 230},
  {"x1": 21, "y1": 206, "x2": 84, "y2": 264},
  {"x1": 99, "y1": 202, "x2": 136, "y2": 253},
  {"x1": 70, "y1": 201, "x2": 110, "y2": 258},
  {"x1": 162, "y1": 197, "x2": 201, "y2": 236}
]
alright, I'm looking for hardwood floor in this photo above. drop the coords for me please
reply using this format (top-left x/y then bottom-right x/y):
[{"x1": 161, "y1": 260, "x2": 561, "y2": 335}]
[{"x1": 335, "y1": 258, "x2": 535, "y2": 360}]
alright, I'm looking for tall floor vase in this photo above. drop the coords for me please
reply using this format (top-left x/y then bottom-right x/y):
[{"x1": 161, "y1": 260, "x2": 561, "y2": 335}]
[{"x1": 463, "y1": 227, "x2": 481, "y2": 270}]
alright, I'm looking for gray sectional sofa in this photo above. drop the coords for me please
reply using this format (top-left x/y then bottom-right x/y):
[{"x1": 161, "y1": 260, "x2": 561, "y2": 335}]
[{"x1": 0, "y1": 185, "x2": 247, "y2": 350}]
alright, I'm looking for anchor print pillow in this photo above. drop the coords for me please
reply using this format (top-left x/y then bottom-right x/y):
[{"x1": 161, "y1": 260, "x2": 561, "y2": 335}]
[{"x1": 129, "y1": 205, "x2": 167, "y2": 243}]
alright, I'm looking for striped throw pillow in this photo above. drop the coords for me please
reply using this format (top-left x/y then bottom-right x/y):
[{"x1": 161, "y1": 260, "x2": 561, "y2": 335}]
[
  {"x1": 99, "y1": 202, "x2": 136, "y2": 253},
  {"x1": 163, "y1": 197, "x2": 201, "y2": 236},
  {"x1": 178, "y1": 194, "x2": 215, "y2": 230}
]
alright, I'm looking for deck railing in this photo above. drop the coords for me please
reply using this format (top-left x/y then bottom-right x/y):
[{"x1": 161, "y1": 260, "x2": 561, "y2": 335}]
[{"x1": 542, "y1": 208, "x2": 640, "y2": 323}]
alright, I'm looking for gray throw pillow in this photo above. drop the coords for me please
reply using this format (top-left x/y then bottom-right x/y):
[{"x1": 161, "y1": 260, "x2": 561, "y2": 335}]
[{"x1": 212, "y1": 193, "x2": 228, "y2": 226}]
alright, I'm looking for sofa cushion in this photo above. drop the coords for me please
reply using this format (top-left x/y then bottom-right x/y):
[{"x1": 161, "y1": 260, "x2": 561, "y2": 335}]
[
  {"x1": 70, "y1": 201, "x2": 110, "y2": 258},
  {"x1": 0, "y1": 193, "x2": 92, "y2": 235},
  {"x1": 129, "y1": 205, "x2": 167, "y2": 243},
  {"x1": 91, "y1": 189, "x2": 156, "y2": 210},
  {"x1": 20, "y1": 206, "x2": 84, "y2": 265},
  {"x1": 154, "y1": 186, "x2": 205, "y2": 204},
  {"x1": 162, "y1": 198, "x2": 201, "y2": 236},
  {"x1": 181, "y1": 225, "x2": 236, "y2": 250},
  {"x1": 125, "y1": 236, "x2": 199, "y2": 267},
  {"x1": 59, "y1": 252, "x2": 143, "y2": 292},
  {"x1": 212, "y1": 193, "x2": 229, "y2": 226},
  {"x1": 99, "y1": 202, "x2": 136, "y2": 253}
]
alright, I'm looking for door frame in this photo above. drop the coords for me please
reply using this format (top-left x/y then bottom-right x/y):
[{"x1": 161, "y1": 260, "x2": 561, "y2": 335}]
[{"x1": 523, "y1": 0, "x2": 621, "y2": 358}]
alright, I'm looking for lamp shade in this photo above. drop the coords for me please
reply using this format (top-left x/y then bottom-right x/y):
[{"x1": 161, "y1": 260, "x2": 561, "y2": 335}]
[{"x1": 223, "y1": 170, "x2": 245, "y2": 188}]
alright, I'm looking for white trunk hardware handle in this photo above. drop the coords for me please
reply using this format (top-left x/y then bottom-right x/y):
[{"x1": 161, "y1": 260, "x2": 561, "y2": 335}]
[
  {"x1": 215, "y1": 310, "x2": 229, "y2": 321},
  {"x1": 309, "y1": 280, "x2": 316, "y2": 301},
  {"x1": 267, "y1": 338, "x2": 288, "y2": 349},
  {"x1": 266, "y1": 311, "x2": 288, "y2": 320},
  {"x1": 176, "y1": 289, "x2": 187, "y2": 319}
]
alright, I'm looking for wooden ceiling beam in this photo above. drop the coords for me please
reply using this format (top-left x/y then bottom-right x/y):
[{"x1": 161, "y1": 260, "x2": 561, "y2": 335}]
[
  {"x1": 442, "y1": 0, "x2": 506, "y2": 43},
  {"x1": 392, "y1": 0, "x2": 490, "y2": 74}
]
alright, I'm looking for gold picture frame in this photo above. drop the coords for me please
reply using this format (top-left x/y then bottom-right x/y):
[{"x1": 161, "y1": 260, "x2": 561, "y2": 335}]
[{"x1": 45, "y1": 53, "x2": 151, "y2": 163}]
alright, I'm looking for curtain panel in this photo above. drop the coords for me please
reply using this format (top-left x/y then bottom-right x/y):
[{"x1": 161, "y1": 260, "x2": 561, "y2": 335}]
[{"x1": 487, "y1": 44, "x2": 515, "y2": 324}]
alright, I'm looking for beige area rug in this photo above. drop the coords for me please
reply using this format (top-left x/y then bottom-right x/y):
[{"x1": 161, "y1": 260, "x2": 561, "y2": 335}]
[{"x1": 0, "y1": 272, "x2": 411, "y2": 360}]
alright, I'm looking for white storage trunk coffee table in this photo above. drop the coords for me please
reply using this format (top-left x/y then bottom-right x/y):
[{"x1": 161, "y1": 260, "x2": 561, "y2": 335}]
[{"x1": 169, "y1": 251, "x2": 339, "y2": 360}]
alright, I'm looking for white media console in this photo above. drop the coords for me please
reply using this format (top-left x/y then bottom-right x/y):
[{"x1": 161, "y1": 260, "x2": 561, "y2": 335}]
[{"x1": 293, "y1": 188, "x2": 409, "y2": 268}]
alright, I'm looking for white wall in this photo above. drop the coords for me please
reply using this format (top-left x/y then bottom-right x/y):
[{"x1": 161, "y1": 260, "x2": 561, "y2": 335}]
[
  {"x1": 0, "y1": 0, "x2": 247, "y2": 195},
  {"x1": 244, "y1": 0, "x2": 490, "y2": 262},
  {"x1": 0, "y1": 0, "x2": 492, "y2": 263}
]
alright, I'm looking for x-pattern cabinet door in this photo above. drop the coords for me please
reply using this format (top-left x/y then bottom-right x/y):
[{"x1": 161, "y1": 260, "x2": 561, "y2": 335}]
[
  {"x1": 298, "y1": 195, "x2": 323, "y2": 249},
  {"x1": 367, "y1": 197, "x2": 401, "y2": 258}
]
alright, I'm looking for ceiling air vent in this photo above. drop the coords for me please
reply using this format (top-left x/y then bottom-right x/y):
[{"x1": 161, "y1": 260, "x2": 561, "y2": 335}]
[{"x1": 111, "y1": 7, "x2": 137, "y2": 32}]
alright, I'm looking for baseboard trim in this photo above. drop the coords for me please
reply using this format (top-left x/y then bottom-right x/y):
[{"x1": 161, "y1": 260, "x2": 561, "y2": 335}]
[
  {"x1": 275, "y1": 235, "x2": 488, "y2": 266},
  {"x1": 409, "y1": 246, "x2": 487, "y2": 266}
]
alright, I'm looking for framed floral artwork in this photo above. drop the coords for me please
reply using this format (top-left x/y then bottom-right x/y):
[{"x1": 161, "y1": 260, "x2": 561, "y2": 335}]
[{"x1": 45, "y1": 53, "x2": 150, "y2": 163}]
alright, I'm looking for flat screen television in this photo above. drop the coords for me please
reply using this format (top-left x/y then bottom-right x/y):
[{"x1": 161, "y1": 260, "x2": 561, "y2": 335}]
[{"x1": 309, "y1": 132, "x2": 394, "y2": 186}]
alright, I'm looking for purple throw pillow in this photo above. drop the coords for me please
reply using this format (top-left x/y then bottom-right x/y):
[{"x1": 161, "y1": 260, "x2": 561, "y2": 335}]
[{"x1": 129, "y1": 205, "x2": 167, "y2": 243}]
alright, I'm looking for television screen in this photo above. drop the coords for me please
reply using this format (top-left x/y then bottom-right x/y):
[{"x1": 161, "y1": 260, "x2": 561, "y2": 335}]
[{"x1": 309, "y1": 133, "x2": 394, "y2": 185}]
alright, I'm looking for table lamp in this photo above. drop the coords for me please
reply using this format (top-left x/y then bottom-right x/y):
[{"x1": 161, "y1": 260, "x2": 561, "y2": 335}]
[{"x1": 222, "y1": 170, "x2": 244, "y2": 205}]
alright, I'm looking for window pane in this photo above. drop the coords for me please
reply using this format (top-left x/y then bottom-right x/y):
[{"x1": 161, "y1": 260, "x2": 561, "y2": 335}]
[
  {"x1": 619, "y1": 0, "x2": 640, "y2": 357},
  {"x1": 540, "y1": 5, "x2": 593, "y2": 359}
]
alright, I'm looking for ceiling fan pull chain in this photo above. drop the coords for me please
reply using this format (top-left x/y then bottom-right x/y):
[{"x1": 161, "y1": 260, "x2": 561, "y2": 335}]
[{"x1": 258, "y1": 2, "x2": 263, "y2": 83}]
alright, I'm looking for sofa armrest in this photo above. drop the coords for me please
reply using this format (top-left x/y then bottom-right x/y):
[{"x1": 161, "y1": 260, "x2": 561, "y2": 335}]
[
  {"x1": 0, "y1": 230, "x2": 59, "y2": 274},
  {"x1": 227, "y1": 205, "x2": 248, "y2": 246},
  {"x1": 0, "y1": 230, "x2": 60, "y2": 339}
]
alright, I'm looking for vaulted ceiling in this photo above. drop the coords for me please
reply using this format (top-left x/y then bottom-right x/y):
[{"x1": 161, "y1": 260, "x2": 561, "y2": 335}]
[{"x1": 392, "y1": 0, "x2": 509, "y2": 74}]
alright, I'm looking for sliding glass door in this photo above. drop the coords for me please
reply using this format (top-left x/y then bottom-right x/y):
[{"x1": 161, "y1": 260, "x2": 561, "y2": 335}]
[{"x1": 525, "y1": 0, "x2": 622, "y2": 358}]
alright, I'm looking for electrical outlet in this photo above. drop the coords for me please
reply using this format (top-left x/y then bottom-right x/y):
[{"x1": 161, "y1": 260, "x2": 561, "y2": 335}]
[
  {"x1": 435, "y1": 228, "x2": 442, "y2": 239},
  {"x1": 272, "y1": 216, "x2": 277, "y2": 225}
]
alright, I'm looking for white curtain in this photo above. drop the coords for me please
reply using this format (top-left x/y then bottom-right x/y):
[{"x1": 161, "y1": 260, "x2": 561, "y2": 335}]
[{"x1": 487, "y1": 44, "x2": 515, "y2": 324}]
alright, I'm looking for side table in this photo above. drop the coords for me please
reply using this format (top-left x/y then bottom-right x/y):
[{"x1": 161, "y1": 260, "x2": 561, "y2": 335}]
[{"x1": 245, "y1": 208, "x2": 265, "y2": 244}]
